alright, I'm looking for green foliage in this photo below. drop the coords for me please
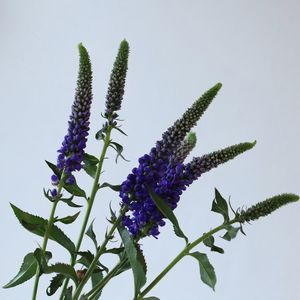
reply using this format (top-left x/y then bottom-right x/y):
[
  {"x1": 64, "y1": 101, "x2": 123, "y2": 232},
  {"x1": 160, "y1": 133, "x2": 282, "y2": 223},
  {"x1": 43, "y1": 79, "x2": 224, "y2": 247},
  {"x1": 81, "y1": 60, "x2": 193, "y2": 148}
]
[
  {"x1": 118, "y1": 226, "x2": 147, "y2": 297},
  {"x1": 33, "y1": 248, "x2": 52, "y2": 274},
  {"x1": 91, "y1": 269, "x2": 104, "y2": 300},
  {"x1": 55, "y1": 212, "x2": 80, "y2": 224},
  {"x1": 99, "y1": 182, "x2": 121, "y2": 192},
  {"x1": 83, "y1": 153, "x2": 99, "y2": 179},
  {"x1": 142, "y1": 298, "x2": 160, "y2": 300},
  {"x1": 46, "y1": 274, "x2": 64, "y2": 296},
  {"x1": 59, "y1": 195, "x2": 82, "y2": 208},
  {"x1": 10, "y1": 204, "x2": 75, "y2": 254},
  {"x1": 203, "y1": 236, "x2": 224, "y2": 254},
  {"x1": 44, "y1": 263, "x2": 78, "y2": 286},
  {"x1": 190, "y1": 252, "x2": 216, "y2": 290},
  {"x1": 211, "y1": 188, "x2": 229, "y2": 223},
  {"x1": 147, "y1": 187, "x2": 188, "y2": 243},
  {"x1": 86, "y1": 220, "x2": 98, "y2": 249},
  {"x1": 109, "y1": 141, "x2": 129, "y2": 163},
  {"x1": 3, "y1": 253, "x2": 37, "y2": 288},
  {"x1": 221, "y1": 225, "x2": 241, "y2": 241}
]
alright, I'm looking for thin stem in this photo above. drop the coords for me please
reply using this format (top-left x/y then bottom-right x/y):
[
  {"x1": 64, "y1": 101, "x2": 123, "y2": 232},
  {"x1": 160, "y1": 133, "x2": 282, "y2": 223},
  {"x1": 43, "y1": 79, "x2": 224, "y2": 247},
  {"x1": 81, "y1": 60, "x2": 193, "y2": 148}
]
[
  {"x1": 31, "y1": 174, "x2": 65, "y2": 300},
  {"x1": 137, "y1": 219, "x2": 236, "y2": 299},
  {"x1": 86, "y1": 258, "x2": 128, "y2": 299},
  {"x1": 59, "y1": 126, "x2": 113, "y2": 299},
  {"x1": 72, "y1": 212, "x2": 124, "y2": 300}
]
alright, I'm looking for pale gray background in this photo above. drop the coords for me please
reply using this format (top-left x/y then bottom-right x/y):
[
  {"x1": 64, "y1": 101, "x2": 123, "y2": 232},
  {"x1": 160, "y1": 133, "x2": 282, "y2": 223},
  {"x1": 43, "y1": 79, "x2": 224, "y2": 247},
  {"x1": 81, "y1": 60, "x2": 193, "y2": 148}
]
[{"x1": 1, "y1": 1, "x2": 299, "y2": 300}]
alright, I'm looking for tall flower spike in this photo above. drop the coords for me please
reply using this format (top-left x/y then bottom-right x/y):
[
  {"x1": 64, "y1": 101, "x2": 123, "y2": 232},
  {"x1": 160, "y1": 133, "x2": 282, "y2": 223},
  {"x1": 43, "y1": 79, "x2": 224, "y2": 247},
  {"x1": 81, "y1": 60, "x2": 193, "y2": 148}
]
[
  {"x1": 173, "y1": 132, "x2": 197, "y2": 163},
  {"x1": 156, "y1": 82, "x2": 222, "y2": 159},
  {"x1": 104, "y1": 39, "x2": 129, "y2": 123},
  {"x1": 236, "y1": 194, "x2": 299, "y2": 223},
  {"x1": 186, "y1": 141, "x2": 256, "y2": 182},
  {"x1": 53, "y1": 43, "x2": 93, "y2": 189}
]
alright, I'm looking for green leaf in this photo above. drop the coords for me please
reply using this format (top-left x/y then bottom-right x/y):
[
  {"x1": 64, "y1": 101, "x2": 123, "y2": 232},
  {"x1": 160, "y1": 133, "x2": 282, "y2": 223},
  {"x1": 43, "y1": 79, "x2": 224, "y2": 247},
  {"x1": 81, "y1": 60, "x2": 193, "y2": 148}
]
[
  {"x1": 79, "y1": 295, "x2": 88, "y2": 300},
  {"x1": 113, "y1": 125, "x2": 128, "y2": 136},
  {"x1": 46, "y1": 274, "x2": 65, "y2": 296},
  {"x1": 86, "y1": 220, "x2": 98, "y2": 249},
  {"x1": 203, "y1": 236, "x2": 224, "y2": 254},
  {"x1": 118, "y1": 226, "x2": 147, "y2": 297},
  {"x1": 33, "y1": 248, "x2": 52, "y2": 273},
  {"x1": 83, "y1": 153, "x2": 99, "y2": 179},
  {"x1": 10, "y1": 203, "x2": 75, "y2": 254},
  {"x1": 190, "y1": 252, "x2": 216, "y2": 290},
  {"x1": 60, "y1": 195, "x2": 82, "y2": 208},
  {"x1": 55, "y1": 212, "x2": 80, "y2": 224},
  {"x1": 147, "y1": 187, "x2": 188, "y2": 243},
  {"x1": 109, "y1": 141, "x2": 129, "y2": 163},
  {"x1": 91, "y1": 268, "x2": 104, "y2": 300},
  {"x1": 64, "y1": 286, "x2": 73, "y2": 300},
  {"x1": 64, "y1": 181, "x2": 87, "y2": 198},
  {"x1": 99, "y1": 182, "x2": 121, "y2": 192},
  {"x1": 44, "y1": 263, "x2": 78, "y2": 286},
  {"x1": 211, "y1": 189, "x2": 229, "y2": 223},
  {"x1": 3, "y1": 252, "x2": 37, "y2": 288},
  {"x1": 142, "y1": 298, "x2": 160, "y2": 300},
  {"x1": 45, "y1": 160, "x2": 61, "y2": 178},
  {"x1": 222, "y1": 225, "x2": 240, "y2": 241}
]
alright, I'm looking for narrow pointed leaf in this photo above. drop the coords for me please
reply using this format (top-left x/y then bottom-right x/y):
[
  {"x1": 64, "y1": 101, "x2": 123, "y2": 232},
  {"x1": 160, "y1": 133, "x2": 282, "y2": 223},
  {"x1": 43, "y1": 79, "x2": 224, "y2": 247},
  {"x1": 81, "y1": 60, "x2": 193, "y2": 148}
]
[
  {"x1": 203, "y1": 236, "x2": 224, "y2": 254},
  {"x1": 222, "y1": 225, "x2": 240, "y2": 241},
  {"x1": 10, "y1": 203, "x2": 75, "y2": 254},
  {"x1": 91, "y1": 268, "x2": 104, "y2": 300},
  {"x1": 86, "y1": 220, "x2": 98, "y2": 249},
  {"x1": 99, "y1": 182, "x2": 121, "y2": 192},
  {"x1": 118, "y1": 226, "x2": 147, "y2": 297},
  {"x1": 110, "y1": 141, "x2": 129, "y2": 163},
  {"x1": 211, "y1": 189, "x2": 229, "y2": 223},
  {"x1": 64, "y1": 181, "x2": 87, "y2": 198},
  {"x1": 142, "y1": 298, "x2": 160, "y2": 300},
  {"x1": 60, "y1": 195, "x2": 82, "y2": 208},
  {"x1": 55, "y1": 212, "x2": 80, "y2": 224},
  {"x1": 147, "y1": 187, "x2": 188, "y2": 243},
  {"x1": 190, "y1": 252, "x2": 217, "y2": 290},
  {"x1": 3, "y1": 253, "x2": 37, "y2": 288}
]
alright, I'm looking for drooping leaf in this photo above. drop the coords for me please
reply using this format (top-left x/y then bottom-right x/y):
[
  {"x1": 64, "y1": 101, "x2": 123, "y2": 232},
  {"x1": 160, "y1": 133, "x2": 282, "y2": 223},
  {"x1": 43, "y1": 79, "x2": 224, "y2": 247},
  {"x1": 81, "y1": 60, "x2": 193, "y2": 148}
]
[
  {"x1": 99, "y1": 182, "x2": 121, "y2": 192},
  {"x1": 211, "y1": 189, "x2": 229, "y2": 223},
  {"x1": 104, "y1": 247, "x2": 125, "y2": 254},
  {"x1": 86, "y1": 220, "x2": 98, "y2": 249},
  {"x1": 64, "y1": 181, "x2": 87, "y2": 199},
  {"x1": 46, "y1": 274, "x2": 65, "y2": 296},
  {"x1": 83, "y1": 153, "x2": 99, "y2": 179},
  {"x1": 118, "y1": 226, "x2": 147, "y2": 297},
  {"x1": 203, "y1": 236, "x2": 224, "y2": 254},
  {"x1": 147, "y1": 187, "x2": 188, "y2": 243},
  {"x1": 76, "y1": 251, "x2": 95, "y2": 268},
  {"x1": 109, "y1": 141, "x2": 129, "y2": 163},
  {"x1": 10, "y1": 204, "x2": 75, "y2": 254},
  {"x1": 222, "y1": 225, "x2": 240, "y2": 241},
  {"x1": 3, "y1": 252, "x2": 37, "y2": 288},
  {"x1": 113, "y1": 125, "x2": 128, "y2": 136},
  {"x1": 91, "y1": 268, "x2": 104, "y2": 300},
  {"x1": 190, "y1": 252, "x2": 217, "y2": 290},
  {"x1": 55, "y1": 212, "x2": 80, "y2": 224},
  {"x1": 44, "y1": 263, "x2": 78, "y2": 286}
]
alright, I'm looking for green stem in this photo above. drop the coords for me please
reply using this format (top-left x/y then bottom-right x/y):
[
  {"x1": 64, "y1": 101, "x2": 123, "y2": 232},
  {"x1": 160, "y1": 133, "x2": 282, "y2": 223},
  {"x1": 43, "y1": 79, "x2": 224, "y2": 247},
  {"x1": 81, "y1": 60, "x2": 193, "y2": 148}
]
[
  {"x1": 72, "y1": 212, "x2": 124, "y2": 300},
  {"x1": 31, "y1": 174, "x2": 65, "y2": 300},
  {"x1": 137, "y1": 219, "x2": 236, "y2": 299},
  {"x1": 59, "y1": 126, "x2": 113, "y2": 300},
  {"x1": 86, "y1": 258, "x2": 128, "y2": 299}
]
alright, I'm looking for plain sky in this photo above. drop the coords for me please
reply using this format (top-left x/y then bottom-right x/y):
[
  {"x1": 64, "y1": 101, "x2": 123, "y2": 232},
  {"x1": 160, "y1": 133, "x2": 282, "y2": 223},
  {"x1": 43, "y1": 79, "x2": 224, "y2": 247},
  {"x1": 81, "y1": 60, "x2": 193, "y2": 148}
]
[{"x1": 1, "y1": 1, "x2": 299, "y2": 300}]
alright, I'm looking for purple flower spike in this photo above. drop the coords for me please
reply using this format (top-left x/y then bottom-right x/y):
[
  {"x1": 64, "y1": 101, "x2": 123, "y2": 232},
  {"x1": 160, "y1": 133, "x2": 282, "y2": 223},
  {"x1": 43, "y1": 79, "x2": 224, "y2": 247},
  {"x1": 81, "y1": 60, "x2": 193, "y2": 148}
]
[{"x1": 54, "y1": 43, "x2": 93, "y2": 186}]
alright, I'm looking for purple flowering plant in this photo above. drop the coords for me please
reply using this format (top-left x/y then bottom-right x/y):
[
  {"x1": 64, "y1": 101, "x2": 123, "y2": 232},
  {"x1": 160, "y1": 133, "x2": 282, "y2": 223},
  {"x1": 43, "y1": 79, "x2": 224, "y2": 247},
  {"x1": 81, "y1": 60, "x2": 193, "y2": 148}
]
[{"x1": 4, "y1": 40, "x2": 299, "y2": 300}]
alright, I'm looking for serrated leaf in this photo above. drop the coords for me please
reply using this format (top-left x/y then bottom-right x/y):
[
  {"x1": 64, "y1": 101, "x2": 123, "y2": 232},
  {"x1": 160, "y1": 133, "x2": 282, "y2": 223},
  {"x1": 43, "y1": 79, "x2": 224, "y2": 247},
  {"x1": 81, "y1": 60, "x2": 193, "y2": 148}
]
[
  {"x1": 76, "y1": 251, "x2": 95, "y2": 268},
  {"x1": 147, "y1": 187, "x2": 188, "y2": 243},
  {"x1": 86, "y1": 220, "x2": 98, "y2": 249},
  {"x1": 91, "y1": 268, "x2": 104, "y2": 300},
  {"x1": 203, "y1": 236, "x2": 224, "y2": 254},
  {"x1": 3, "y1": 252, "x2": 37, "y2": 288},
  {"x1": 211, "y1": 189, "x2": 229, "y2": 223},
  {"x1": 99, "y1": 182, "x2": 121, "y2": 192},
  {"x1": 10, "y1": 203, "x2": 75, "y2": 254},
  {"x1": 222, "y1": 225, "x2": 240, "y2": 241},
  {"x1": 109, "y1": 141, "x2": 129, "y2": 163},
  {"x1": 118, "y1": 226, "x2": 147, "y2": 297},
  {"x1": 83, "y1": 153, "x2": 99, "y2": 179},
  {"x1": 44, "y1": 263, "x2": 78, "y2": 286},
  {"x1": 46, "y1": 274, "x2": 65, "y2": 296},
  {"x1": 190, "y1": 252, "x2": 216, "y2": 290},
  {"x1": 55, "y1": 212, "x2": 80, "y2": 224}
]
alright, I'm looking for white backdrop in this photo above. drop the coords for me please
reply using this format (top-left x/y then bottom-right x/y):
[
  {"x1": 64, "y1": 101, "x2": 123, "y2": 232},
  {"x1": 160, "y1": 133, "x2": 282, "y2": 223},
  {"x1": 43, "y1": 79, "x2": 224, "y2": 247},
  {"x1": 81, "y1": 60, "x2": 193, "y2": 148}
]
[{"x1": 1, "y1": 1, "x2": 299, "y2": 300}]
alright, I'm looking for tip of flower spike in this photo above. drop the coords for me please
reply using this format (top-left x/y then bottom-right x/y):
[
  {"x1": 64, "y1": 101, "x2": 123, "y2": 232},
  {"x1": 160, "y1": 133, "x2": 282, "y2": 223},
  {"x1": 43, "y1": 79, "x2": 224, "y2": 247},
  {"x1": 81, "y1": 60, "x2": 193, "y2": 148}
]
[{"x1": 119, "y1": 39, "x2": 130, "y2": 57}]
